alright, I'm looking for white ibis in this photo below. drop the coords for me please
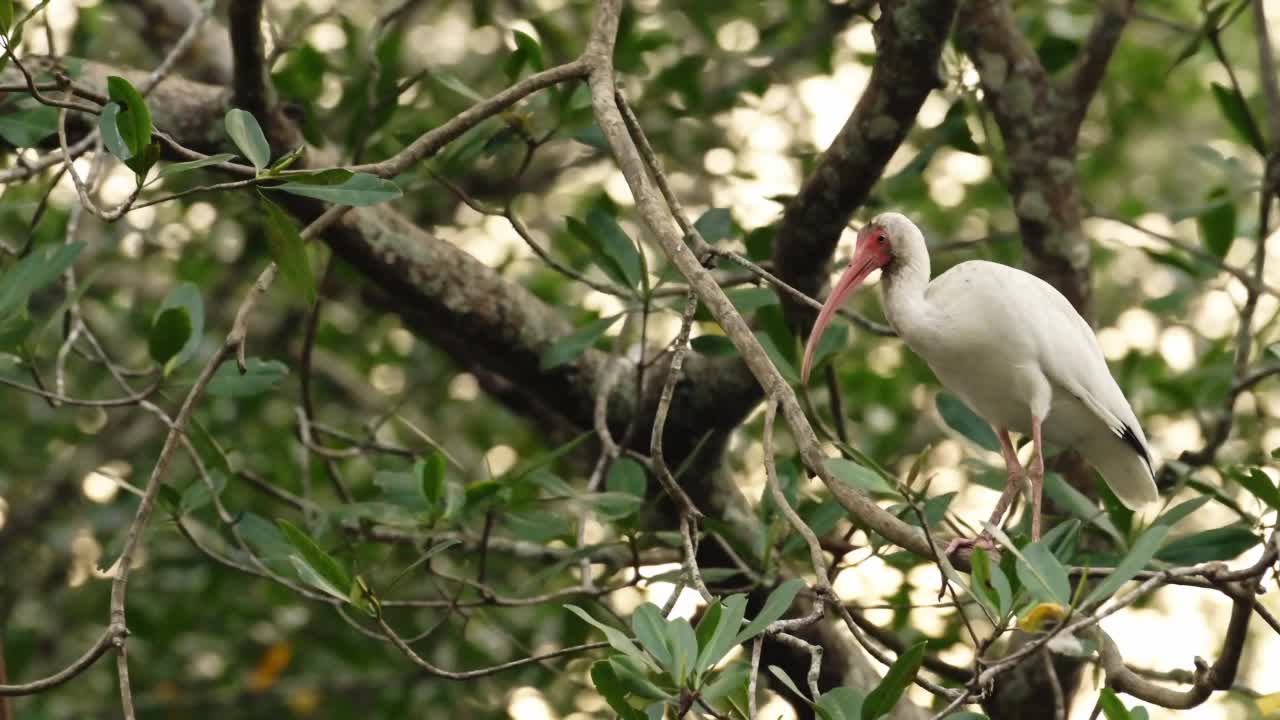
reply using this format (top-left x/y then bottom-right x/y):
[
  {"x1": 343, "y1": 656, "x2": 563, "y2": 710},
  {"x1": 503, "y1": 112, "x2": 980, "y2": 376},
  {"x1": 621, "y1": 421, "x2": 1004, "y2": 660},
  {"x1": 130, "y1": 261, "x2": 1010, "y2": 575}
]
[{"x1": 800, "y1": 213, "x2": 1158, "y2": 545}]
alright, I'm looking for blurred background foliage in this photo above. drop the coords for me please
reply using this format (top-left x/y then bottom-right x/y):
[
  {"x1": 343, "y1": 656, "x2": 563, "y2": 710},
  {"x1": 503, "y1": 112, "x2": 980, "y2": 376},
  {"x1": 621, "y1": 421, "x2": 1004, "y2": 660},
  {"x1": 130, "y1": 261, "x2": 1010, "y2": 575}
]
[{"x1": 1, "y1": 0, "x2": 1278, "y2": 719}]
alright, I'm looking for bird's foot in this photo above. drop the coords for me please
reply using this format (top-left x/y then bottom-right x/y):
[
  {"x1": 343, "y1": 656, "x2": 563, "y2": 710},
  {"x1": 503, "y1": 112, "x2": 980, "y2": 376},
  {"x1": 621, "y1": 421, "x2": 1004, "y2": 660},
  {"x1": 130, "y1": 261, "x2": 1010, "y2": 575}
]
[{"x1": 943, "y1": 533, "x2": 1000, "y2": 566}]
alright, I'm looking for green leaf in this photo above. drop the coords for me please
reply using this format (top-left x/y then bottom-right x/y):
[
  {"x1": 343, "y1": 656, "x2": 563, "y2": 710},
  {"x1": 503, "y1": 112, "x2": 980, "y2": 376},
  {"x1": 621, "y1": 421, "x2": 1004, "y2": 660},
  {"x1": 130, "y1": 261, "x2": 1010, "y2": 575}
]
[
  {"x1": 258, "y1": 194, "x2": 316, "y2": 305},
  {"x1": 755, "y1": 331, "x2": 799, "y2": 385},
  {"x1": 827, "y1": 457, "x2": 895, "y2": 495},
  {"x1": 416, "y1": 453, "x2": 446, "y2": 508},
  {"x1": 816, "y1": 687, "x2": 864, "y2": 720},
  {"x1": 106, "y1": 75, "x2": 151, "y2": 157},
  {"x1": 566, "y1": 605, "x2": 658, "y2": 672},
  {"x1": 1043, "y1": 472, "x2": 1123, "y2": 544},
  {"x1": 432, "y1": 71, "x2": 486, "y2": 102},
  {"x1": 768, "y1": 665, "x2": 810, "y2": 702},
  {"x1": 540, "y1": 313, "x2": 622, "y2": 370},
  {"x1": 604, "y1": 458, "x2": 647, "y2": 519},
  {"x1": 1196, "y1": 187, "x2": 1236, "y2": 259},
  {"x1": 723, "y1": 287, "x2": 778, "y2": 315},
  {"x1": 588, "y1": 209, "x2": 645, "y2": 291},
  {"x1": 737, "y1": 578, "x2": 804, "y2": 643},
  {"x1": 1210, "y1": 82, "x2": 1266, "y2": 153},
  {"x1": 986, "y1": 526, "x2": 1071, "y2": 605},
  {"x1": 99, "y1": 102, "x2": 132, "y2": 161},
  {"x1": 0, "y1": 0, "x2": 12, "y2": 34},
  {"x1": 270, "y1": 171, "x2": 403, "y2": 206},
  {"x1": 970, "y1": 547, "x2": 1011, "y2": 616},
  {"x1": 1155, "y1": 525, "x2": 1260, "y2": 564},
  {"x1": 277, "y1": 518, "x2": 352, "y2": 601},
  {"x1": 225, "y1": 108, "x2": 271, "y2": 172},
  {"x1": 1152, "y1": 495, "x2": 1211, "y2": 528},
  {"x1": 1097, "y1": 688, "x2": 1132, "y2": 720},
  {"x1": 179, "y1": 470, "x2": 227, "y2": 515},
  {"x1": 1082, "y1": 525, "x2": 1169, "y2": 610},
  {"x1": 667, "y1": 618, "x2": 698, "y2": 685},
  {"x1": 206, "y1": 358, "x2": 289, "y2": 397},
  {"x1": 693, "y1": 208, "x2": 733, "y2": 243},
  {"x1": 124, "y1": 141, "x2": 161, "y2": 181},
  {"x1": 861, "y1": 641, "x2": 926, "y2": 720},
  {"x1": 0, "y1": 241, "x2": 85, "y2": 320},
  {"x1": 154, "y1": 282, "x2": 203, "y2": 374},
  {"x1": 697, "y1": 593, "x2": 747, "y2": 673},
  {"x1": 0, "y1": 105, "x2": 57, "y2": 147},
  {"x1": 689, "y1": 335, "x2": 736, "y2": 357},
  {"x1": 609, "y1": 655, "x2": 670, "y2": 700},
  {"x1": 808, "y1": 324, "x2": 848, "y2": 374},
  {"x1": 1234, "y1": 467, "x2": 1280, "y2": 510},
  {"x1": 148, "y1": 306, "x2": 191, "y2": 368},
  {"x1": 157, "y1": 153, "x2": 238, "y2": 179},
  {"x1": 632, "y1": 604, "x2": 674, "y2": 671},
  {"x1": 936, "y1": 393, "x2": 999, "y2": 452},
  {"x1": 591, "y1": 661, "x2": 647, "y2": 720}
]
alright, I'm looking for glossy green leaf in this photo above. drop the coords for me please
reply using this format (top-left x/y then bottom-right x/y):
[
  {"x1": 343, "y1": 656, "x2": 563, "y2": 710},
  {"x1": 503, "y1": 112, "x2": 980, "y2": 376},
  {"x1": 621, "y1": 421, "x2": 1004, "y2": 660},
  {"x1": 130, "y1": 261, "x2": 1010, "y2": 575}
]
[
  {"x1": 206, "y1": 358, "x2": 289, "y2": 397},
  {"x1": 827, "y1": 457, "x2": 895, "y2": 495},
  {"x1": 588, "y1": 209, "x2": 645, "y2": 290},
  {"x1": 936, "y1": 393, "x2": 999, "y2": 452},
  {"x1": 107, "y1": 75, "x2": 151, "y2": 157},
  {"x1": 271, "y1": 171, "x2": 402, "y2": 206},
  {"x1": 815, "y1": 687, "x2": 864, "y2": 720},
  {"x1": 1097, "y1": 687, "x2": 1132, "y2": 720},
  {"x1": 148, "y1": 306, "x2": 190, "y2": 368},
  {"x1": 157, "y1": 153, "x2": 238, "y2": 179},
  {"x1": 1081, "y1": 525, "x2": 1169, "y2": 610},
  {"x1": 539, "y1": 313, "x2": 622, "y2": 370},
  {"x1": 591, "y1": 661, "x2": 647, "y2": 720},
  {"x1": 737, "y1": 578, "x2": 804, "y2": 643},
  {"x1": 755, "y1": 331, "x2": 799, "y2": 385},
  {"x1": 609, "y1": 655, "x2": 669, "y2": 700},
  {"x1": 768, "y1": 665, "x2": 810, "y2": 702},
  {"x1": 697, "y1": 593, "x2": 747, "y2": 673},
  {"x1": 1043, "y1": 471, "x2": 1123, "y2": 544},
  {"x1": 1234, "y1": 467, "x2": 1280, "y2": 510},
  {"x1": 1155, "y1": 525, "x2": 1260, "y2": 564},
  {"x1": 416, "y1": 452, "x2": 446, "y2": 508},
  {"x1": 99, "y1": 102, "x2": 132, "y2": 161},
  {"x1": 155, "y1": 282, "x2": 203, "y2": 374},
  {"x1": 180, "y1": 470, "x2": 227, "y2": 515},
  {"x1": 631, "y1": 604, "x2": 674, "y2": 671},
  {"x1": 986, "y1": 526, "x2": 1071, "y2": 605},
  {"x1": 861, "y1": 641, "x2": 926, "y2": 720},
  {"x1": 1210, "y1": 82, "x2": 1266, "y2": 153},
  {"x1": 259, "y1": 194, "x2": 316, "y2": 305},
  {"x1": 1152, "y1": 495, "x2": 1211, "y2": 528},
  {"x1": 970, "y1": 547, "x2": 1011, "y2": 616},
  {"x1": 1196, "y1": 187, "x2": 1236, "y2": 259},
  {"x1": 277, "y1": 519, "x2": 352, "y2": 600},
  {"x1": 225, "y1": 108, "x2": 271, "y2": 172},
  {"x1": 567, "y1": 605, "x2": 658, "y2": 672},
  {"x1": 693, "y1": 208, "x2": 733, "y2": 243},
  {"x1": 0, "y1": 241, "x2": 85, "y2": 320},
  {"x1": 432, "y1": 71, "x2": 486, "y2": 102},
  {"x1": 667, "y1": 618, "x2": 698, "y2": 684},
  {"x1": 0, "y1": 105, "x2": 57, "y2": 147}
]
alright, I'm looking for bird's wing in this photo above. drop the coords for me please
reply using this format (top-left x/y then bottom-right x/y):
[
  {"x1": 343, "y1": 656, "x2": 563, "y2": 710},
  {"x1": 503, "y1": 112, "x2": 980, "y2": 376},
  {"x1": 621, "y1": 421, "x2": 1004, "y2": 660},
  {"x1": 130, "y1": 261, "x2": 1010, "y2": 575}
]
[{"x1": 1026, "y1": 275, "x2": 1154, "y2": 471}]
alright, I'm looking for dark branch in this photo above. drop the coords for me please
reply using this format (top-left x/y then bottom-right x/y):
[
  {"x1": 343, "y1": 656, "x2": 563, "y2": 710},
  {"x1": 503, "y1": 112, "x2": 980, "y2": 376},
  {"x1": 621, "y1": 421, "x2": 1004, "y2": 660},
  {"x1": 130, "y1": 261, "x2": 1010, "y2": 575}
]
[
  {"x1": 227, "y1": 0, "x2": 271, "y2": 118},
  {"x1": 1060, "y1": 0, "x2": 1136, "y2": 135},
  {"x1": 771, "y1": 0, "x2": 957, "y2": 326}
]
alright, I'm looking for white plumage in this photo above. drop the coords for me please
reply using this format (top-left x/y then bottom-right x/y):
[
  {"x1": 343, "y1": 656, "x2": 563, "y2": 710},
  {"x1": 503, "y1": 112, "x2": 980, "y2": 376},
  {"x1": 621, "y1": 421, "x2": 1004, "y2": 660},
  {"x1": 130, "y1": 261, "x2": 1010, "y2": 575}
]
[{"x1": 801, "y1": 212, "x2": 1158, "y2": 542}]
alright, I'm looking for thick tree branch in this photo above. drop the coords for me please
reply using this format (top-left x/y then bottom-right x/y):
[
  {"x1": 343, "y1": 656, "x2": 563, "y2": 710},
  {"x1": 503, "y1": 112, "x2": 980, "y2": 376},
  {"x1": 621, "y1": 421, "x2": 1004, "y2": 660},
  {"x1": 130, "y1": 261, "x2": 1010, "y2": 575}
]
[
  {"x1": 227, "y1": 0, "x2": 271, "y2": 119},
  {"x1": 1060, "y1": 0, "x2": 1136, "y2": 135},
  {"x1": 771, "y1": 0, "x2": 957, "y2": 326}
]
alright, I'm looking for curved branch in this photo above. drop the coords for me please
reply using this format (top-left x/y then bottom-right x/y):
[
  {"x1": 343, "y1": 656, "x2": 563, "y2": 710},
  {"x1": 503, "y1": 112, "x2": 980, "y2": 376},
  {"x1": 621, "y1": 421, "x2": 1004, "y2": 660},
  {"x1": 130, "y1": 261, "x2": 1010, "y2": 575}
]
[{"x1": 0, "y1": 625, "x2": 126, "y2": 697}]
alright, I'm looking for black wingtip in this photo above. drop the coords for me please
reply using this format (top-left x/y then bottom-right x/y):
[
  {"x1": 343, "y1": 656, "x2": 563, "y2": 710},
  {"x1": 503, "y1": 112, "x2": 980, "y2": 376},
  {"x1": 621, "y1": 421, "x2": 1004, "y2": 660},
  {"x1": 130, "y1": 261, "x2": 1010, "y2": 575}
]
[{"x1": 1115, "y1": 424, "x2": 1153, "y2": 474}]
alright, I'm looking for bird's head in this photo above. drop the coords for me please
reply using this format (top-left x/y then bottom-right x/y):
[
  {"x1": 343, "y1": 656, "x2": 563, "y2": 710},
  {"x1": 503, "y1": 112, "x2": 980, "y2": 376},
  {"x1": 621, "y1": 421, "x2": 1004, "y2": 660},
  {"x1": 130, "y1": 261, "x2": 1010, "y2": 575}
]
[{"x1": 799, "y1": 212, "x2": 920, "y2": 383}]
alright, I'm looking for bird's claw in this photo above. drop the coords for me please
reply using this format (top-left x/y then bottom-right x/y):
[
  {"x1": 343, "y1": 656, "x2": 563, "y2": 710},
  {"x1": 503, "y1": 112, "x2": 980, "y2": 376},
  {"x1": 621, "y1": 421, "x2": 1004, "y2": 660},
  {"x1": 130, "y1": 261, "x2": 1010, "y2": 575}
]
[{"x1": 943, "y1": 534, "x2": 1000, "y2": 566}]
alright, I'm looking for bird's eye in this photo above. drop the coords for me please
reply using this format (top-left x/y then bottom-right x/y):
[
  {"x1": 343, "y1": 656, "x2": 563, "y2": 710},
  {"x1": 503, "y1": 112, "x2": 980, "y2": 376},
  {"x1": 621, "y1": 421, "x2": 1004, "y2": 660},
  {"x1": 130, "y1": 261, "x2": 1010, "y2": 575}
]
[{"x1": 876, "y1": 232, "x2": 887, "y2": 246}]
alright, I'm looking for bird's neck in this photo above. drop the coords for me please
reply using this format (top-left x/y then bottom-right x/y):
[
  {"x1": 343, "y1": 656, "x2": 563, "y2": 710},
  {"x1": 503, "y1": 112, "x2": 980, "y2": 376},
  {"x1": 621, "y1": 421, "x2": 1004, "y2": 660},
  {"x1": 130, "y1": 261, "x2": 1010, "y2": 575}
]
[{"x1": 879, "y1": 249, "x2": 933, "y2": 340}]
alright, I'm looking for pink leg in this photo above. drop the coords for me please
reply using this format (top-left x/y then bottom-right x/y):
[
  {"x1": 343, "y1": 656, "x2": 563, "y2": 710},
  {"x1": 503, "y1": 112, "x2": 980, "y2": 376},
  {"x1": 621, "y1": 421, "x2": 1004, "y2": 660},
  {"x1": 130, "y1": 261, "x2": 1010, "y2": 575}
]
[
  {"x1": 1028, "y1": 416, "x2": 1046, "y2": 541},
  {"x1": 986, "y1": 427, "x2": 1026, "y2": 529},
  {"x1": 945, "y1": 427, "x2": 1023, "y2": 560}
]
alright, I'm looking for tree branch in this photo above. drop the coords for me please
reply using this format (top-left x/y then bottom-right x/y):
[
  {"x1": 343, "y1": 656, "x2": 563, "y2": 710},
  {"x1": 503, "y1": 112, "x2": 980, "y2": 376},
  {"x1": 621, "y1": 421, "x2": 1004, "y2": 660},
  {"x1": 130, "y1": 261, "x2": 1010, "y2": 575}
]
[
  {"x1": 771, "y1": 0, "x2": 957, "y2": 326},
  {"x1": 1060, "y1": 0, "x2": 1136, "y2": 135},
  {"x1": 227, "y1": 0, "x2": 271, "y2": 118}
]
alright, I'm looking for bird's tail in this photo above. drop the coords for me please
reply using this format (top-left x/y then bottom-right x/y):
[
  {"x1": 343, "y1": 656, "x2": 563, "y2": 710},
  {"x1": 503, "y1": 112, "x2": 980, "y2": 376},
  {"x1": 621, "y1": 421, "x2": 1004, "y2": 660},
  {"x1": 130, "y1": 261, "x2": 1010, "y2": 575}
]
[{"x1": 1085, "y1": 436, "x2": 1159, "y2": 510}]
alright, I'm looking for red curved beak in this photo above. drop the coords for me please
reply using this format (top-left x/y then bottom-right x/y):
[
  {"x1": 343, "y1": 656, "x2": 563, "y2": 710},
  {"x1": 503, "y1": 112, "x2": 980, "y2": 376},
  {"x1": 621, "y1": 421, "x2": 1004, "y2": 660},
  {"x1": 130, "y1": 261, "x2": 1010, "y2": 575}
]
[{"x1": 800, "y1": 243, "x2": 880, "y2": 384}]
